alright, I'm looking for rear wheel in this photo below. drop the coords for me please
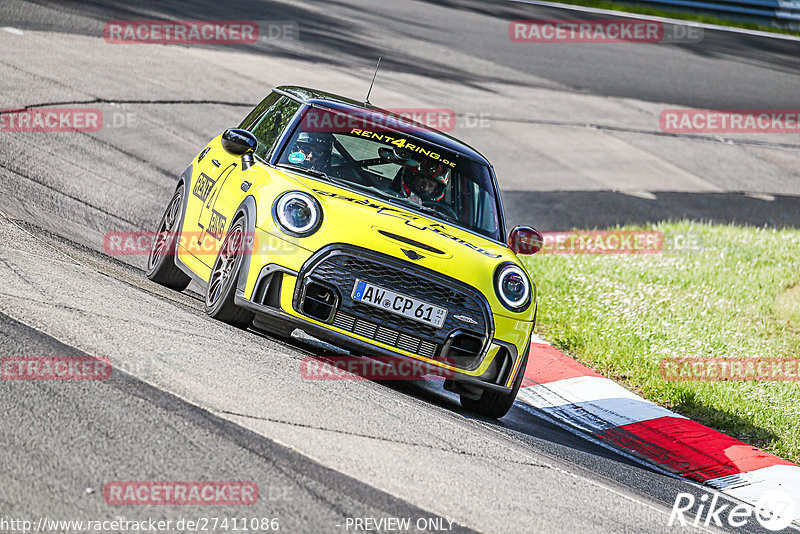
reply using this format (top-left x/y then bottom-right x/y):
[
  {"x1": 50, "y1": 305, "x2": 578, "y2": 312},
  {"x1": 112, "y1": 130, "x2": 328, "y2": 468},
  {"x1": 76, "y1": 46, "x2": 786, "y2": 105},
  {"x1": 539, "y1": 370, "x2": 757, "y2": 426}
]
[
  {"x1": 460, "y1": 350, "x2": 528, "y2": 419},
  {"x1": 204, "y1": 218, "x2": 254, "y2": 329},
  {"x1": 146, "y1": 186, "x2": 191, "y2": 291}
]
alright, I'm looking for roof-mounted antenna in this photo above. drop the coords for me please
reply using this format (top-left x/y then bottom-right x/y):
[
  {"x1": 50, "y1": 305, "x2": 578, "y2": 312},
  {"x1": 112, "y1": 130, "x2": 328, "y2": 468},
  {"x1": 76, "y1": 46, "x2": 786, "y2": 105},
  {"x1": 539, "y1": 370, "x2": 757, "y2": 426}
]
[{"x1": 365, "y1": 57, "x2": 382, "y2": 106}]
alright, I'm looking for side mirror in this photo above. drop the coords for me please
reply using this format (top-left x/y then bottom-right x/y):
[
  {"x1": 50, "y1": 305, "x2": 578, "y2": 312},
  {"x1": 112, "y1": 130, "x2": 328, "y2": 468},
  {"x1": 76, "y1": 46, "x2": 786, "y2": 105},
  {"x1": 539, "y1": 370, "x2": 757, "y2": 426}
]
[
  {"x1": 508, "y1": 225, "x2": 543, "y2": 255},
  {"x1": 221, "y1": 128, "x2": 258, "y2": 156}
]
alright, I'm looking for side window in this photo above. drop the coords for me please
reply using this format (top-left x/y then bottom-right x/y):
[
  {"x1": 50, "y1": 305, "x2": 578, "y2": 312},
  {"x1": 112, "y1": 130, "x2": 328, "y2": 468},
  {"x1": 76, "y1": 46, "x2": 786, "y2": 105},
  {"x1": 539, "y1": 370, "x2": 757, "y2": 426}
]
[
  {"x1": 474, "y1": 182, "x2": 499, "y2": 237},
  {"x1": 457, "y1": 178, "x2": 497, "y2": 237},
  {"x1": 239, "y1": 92, "x2": 280, "y2": 131},
  {"x1": 250, "y1": 97, "x2": 301, "y2": 161}
]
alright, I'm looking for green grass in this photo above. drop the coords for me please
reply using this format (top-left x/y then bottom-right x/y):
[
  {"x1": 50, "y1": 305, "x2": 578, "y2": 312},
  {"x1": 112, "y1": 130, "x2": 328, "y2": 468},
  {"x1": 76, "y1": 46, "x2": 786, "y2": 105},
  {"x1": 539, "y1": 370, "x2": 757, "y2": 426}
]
[
  {"x1": 545, "y1": 0, "x2": 800, "y2": 37},
  {"x1": 521, "y1": 221, "x2": 800, "y2": 463}
]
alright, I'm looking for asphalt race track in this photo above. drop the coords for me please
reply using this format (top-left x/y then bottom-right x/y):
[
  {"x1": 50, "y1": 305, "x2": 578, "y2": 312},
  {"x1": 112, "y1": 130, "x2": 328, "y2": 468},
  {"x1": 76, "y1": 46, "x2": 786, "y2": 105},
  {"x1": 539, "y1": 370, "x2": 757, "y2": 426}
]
[{"x1": 0, "y1": 1, "x2": 798, "y2": 532}]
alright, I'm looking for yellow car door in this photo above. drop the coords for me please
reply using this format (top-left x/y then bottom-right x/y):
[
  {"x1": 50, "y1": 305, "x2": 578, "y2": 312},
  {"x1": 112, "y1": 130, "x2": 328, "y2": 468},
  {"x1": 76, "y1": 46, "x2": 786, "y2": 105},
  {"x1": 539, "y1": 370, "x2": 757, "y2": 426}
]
[
  {"x1": 180, "y1": 140, "x2": 247, "y2": 271},
  {"x1": 180, "y1": 95, "x2": 302, "y2": 276}
]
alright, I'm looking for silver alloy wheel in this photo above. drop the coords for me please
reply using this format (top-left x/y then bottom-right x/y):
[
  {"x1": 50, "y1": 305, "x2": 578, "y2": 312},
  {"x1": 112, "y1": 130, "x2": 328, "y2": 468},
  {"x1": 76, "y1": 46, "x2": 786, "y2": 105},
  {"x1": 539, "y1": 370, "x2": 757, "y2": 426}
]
[
  {"x1": 206, "y1": 224, "x2": 244, "y2": 307},
  {"x1": 147, "y1": 190, "x2": 182, "y2": 271}
]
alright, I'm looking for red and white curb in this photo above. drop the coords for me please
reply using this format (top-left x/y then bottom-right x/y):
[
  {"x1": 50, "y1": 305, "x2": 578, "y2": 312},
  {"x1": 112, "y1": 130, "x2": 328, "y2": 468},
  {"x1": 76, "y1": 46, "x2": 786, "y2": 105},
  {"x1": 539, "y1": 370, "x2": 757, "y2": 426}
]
[{"x1": 516, "y1": 336, "x2": 800, "y2": 525}]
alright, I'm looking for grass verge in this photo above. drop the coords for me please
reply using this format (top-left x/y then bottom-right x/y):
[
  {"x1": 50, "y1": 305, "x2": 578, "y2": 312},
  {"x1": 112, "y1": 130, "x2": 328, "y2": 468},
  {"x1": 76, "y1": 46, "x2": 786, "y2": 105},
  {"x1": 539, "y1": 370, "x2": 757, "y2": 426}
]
[
  {"x1": 521, "y1": 221, "x2": 800, "y2": 463},
  {"x1": 534, "y1": 0, "x2": 800, "y2": 37}
]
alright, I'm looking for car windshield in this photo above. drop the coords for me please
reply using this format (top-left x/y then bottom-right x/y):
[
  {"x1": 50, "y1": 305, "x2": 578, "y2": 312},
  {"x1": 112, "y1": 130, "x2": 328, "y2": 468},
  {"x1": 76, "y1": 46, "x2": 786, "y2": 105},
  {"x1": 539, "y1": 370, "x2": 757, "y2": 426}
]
[{"x1": 275, "y1": 107, "x2": 502, "y2": 241}]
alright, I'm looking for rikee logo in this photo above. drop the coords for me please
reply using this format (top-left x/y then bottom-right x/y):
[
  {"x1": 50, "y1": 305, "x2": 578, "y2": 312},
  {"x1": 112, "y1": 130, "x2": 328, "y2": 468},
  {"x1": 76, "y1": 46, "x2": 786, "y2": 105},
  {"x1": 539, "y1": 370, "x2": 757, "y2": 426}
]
[{"x1": 669, "y1": 491, "x2": 796, "y2": 531}]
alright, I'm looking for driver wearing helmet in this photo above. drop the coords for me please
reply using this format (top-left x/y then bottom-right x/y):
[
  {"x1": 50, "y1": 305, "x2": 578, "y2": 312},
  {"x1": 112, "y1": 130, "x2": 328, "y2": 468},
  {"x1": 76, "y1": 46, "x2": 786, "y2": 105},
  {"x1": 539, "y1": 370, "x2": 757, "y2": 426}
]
[
  {"x1": 289, "y1": 132, "x2": 332, "y2": 172},
  {"x1": 400, "y1": 159, "x2": 451, "y2": 205}
]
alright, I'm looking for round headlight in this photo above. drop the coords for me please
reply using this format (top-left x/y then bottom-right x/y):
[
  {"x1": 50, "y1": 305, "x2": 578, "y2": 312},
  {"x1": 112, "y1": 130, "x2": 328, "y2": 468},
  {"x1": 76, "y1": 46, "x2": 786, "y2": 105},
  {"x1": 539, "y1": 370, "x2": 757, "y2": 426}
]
[
  {"x1": 495, "y1": 263, "x2": 531, "y2": 311},
  {"x1": 273, "y1": 191, "x2": 322, "y2": 237}
]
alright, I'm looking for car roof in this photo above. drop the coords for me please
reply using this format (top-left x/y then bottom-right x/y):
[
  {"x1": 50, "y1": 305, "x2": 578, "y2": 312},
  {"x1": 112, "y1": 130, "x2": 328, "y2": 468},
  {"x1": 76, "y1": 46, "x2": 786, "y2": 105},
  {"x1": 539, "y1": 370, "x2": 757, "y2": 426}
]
[{"x1": 275, "y1": 85, "x2": 490, "y2": 165}]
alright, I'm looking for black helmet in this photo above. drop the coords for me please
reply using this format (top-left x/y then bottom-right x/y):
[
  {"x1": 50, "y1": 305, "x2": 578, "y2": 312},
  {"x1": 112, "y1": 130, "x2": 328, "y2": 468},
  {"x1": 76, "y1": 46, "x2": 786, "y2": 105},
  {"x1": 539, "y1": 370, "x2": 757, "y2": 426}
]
[
  {"x1": 288, "y1": 132, "x2": 331, "y2": 169},
  {"x1": 401, "y1": 159, "x2": 451, "y2": 202}
]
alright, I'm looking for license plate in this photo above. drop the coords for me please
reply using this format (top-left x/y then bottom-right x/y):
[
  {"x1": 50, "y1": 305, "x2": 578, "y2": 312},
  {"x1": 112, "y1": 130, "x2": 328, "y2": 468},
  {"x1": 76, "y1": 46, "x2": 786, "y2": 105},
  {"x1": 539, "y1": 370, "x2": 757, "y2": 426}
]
[{"x1": 351, "y1": 279, "x2": 447, "y2": 328}]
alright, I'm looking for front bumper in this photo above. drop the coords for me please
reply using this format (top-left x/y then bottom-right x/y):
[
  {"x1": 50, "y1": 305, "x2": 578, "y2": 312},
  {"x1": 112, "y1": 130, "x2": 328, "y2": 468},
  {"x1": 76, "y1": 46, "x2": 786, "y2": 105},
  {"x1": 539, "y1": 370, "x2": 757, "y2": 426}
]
[{"x1": 237, "y1": 233, "x2": 533, "y2": 393}]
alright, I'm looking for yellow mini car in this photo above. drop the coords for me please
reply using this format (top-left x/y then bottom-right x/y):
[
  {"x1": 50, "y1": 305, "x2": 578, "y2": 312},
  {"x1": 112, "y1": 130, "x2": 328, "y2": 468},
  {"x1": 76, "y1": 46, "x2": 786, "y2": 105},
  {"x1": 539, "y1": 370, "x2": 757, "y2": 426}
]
[{"x1": 146, "y1": 86, "x2": 543, "y2": 418}]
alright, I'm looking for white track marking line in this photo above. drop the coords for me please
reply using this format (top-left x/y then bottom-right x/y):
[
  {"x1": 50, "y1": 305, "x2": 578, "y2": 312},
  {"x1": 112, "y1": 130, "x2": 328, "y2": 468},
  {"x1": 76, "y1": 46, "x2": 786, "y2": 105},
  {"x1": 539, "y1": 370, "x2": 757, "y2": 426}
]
[{"x1": 519, "y1": 375, "x2": 686, "y2": 430}]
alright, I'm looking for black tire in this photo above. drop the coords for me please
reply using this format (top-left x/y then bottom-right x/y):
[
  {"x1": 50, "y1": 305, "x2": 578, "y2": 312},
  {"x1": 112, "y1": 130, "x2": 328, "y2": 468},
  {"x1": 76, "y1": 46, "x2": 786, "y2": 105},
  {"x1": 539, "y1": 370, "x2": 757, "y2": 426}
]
[
  {"x1": 460, "y1": 349, "x2": 528, "y2": 419},
  {"x1": 204, "y1": 218, "x2": 254, "y2": 329},
  {"x1": 146, "y1": 186, "x2": 191, "y2": 291}
]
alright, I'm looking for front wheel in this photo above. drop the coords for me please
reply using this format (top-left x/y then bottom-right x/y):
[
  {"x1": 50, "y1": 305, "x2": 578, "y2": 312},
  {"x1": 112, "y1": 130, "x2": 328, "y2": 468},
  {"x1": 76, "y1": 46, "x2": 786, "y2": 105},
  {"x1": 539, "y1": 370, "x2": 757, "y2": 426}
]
[
  {"x1": 204, "y1": 218, "x2": 254, "y2": 329},
  {"x1": 146, "y1": 186, "x2": 191, "y2": 291},
  {"x1": 460, "y1": 350, "x2": 528, "y2": 419}
]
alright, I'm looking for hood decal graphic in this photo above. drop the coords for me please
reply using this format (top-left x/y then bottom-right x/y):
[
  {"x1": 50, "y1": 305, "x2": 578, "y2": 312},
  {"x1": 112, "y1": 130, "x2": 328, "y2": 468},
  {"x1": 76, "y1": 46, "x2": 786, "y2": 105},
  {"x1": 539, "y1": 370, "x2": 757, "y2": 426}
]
[{"x1": 313, "y1": 189, "x2": 502, "y2": 258}]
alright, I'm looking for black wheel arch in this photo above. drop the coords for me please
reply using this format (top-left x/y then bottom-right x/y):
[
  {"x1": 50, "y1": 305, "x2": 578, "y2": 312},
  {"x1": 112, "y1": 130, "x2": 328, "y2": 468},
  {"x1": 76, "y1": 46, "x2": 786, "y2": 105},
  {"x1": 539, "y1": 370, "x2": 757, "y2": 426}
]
[
  {"x1": 174, "y1": 165, "x2": 193, "y2": 240},
  {"x1": 232, "y1": 195, "x2": 258, "y2": 296},
  {"x1": 174, "y1": 165, "x2": 257, "y2": 296}
]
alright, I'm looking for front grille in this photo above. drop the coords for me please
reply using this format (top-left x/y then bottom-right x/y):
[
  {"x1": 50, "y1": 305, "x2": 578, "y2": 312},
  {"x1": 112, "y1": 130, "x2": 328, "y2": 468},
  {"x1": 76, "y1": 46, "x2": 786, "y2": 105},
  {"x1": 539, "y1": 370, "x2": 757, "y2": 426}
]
[
  {"x1": 331, "y1": 256, "x2": 472, "y2": 308},
  {"x1": 296, "y1": 246, "x2": 492, "y2": 366},
  {"x1": 332, "y1": 312, "x2": 438, "y2": 358}
]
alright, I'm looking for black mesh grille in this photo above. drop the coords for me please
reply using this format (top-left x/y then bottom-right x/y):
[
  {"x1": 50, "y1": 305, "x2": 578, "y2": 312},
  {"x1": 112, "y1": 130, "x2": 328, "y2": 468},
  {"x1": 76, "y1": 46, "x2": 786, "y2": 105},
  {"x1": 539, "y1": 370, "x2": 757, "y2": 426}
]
[
  {"x1": 332, "y1": 312, "x2": 438, "y2": 358},
  {"x1": 297, "y1": 246, "x2": 490, "y2": 363},
  {"x1": 350, "y1": 301, "x2": 437, "y2": 339},
  {"x1": 323, "y1": 256, "x2": 472, "y2": 308}
]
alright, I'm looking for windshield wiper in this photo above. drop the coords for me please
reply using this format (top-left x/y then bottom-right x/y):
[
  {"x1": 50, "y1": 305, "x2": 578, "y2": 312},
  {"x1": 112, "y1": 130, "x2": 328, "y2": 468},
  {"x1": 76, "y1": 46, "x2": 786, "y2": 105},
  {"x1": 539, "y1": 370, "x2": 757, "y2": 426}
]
[{"x1": 275, "y1": 163, "x2": 330, "y2": 181}]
